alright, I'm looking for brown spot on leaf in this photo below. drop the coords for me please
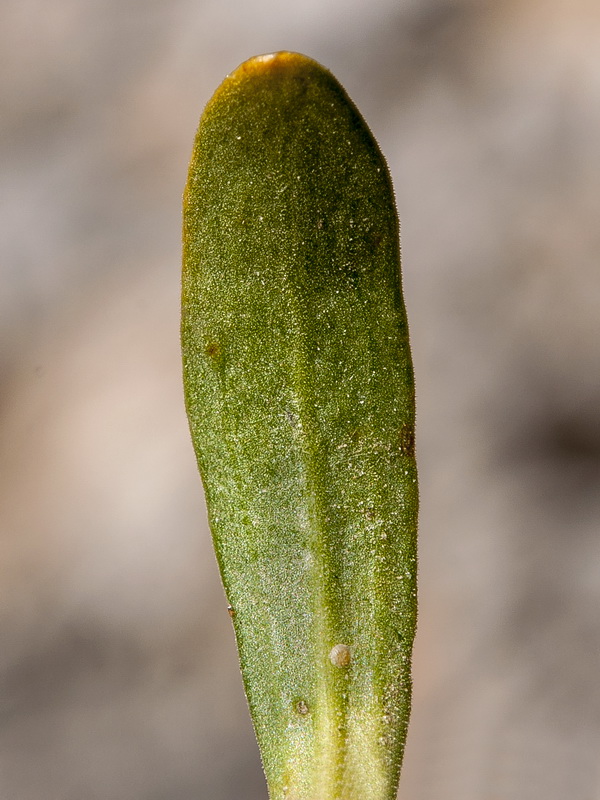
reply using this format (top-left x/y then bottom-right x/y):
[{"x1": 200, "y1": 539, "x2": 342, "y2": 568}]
[
  {"x1": 205, "y1": 341, "x2": 221, "y2": 359},
  {"x1": 370, "y1": 231, "x2": 383, "y2": 250},
  {"x1": 350, "y1": 425, "x2": 367, "y2": 444},
  {"x1": 295, "y1": 699, "x2": 309, "y2": 715},
  {"x1": 329, "y1": 644, "x2": 351, "y2": 667},
  {"x1": 399, "y1": 424, "x2": 415, "y2": 457}
]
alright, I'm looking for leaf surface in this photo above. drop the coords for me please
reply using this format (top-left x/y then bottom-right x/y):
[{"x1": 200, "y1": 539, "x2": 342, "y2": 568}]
[{"x1": 182, "y1": 51, "x2": 418, "y2": 800}]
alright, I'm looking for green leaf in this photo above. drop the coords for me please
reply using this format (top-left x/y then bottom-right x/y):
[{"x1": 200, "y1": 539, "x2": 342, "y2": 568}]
[{"x1": 182, "y1": 51, "x2": 417, "y2": 800}]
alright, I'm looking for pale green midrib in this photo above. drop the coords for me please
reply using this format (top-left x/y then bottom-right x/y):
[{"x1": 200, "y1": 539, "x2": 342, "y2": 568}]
[{"x1": 281, "y1": 255, "x2": 346, "y2": 800}]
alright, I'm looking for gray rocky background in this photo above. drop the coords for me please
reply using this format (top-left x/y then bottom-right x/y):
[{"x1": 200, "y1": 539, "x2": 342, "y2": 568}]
[{"x1": 1, "y1": 0, "x2": 599, "y2": 798}]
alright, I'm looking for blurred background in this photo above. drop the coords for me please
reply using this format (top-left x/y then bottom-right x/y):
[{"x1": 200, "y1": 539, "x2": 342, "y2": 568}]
[{"x1": 1, "y1": 0, "x2": 599, "y2": 798}]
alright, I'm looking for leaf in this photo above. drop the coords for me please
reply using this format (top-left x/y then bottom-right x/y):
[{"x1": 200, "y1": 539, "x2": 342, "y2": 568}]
[{"x1": 182, "y1": 51, "x2": 418, "y2": 800}]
